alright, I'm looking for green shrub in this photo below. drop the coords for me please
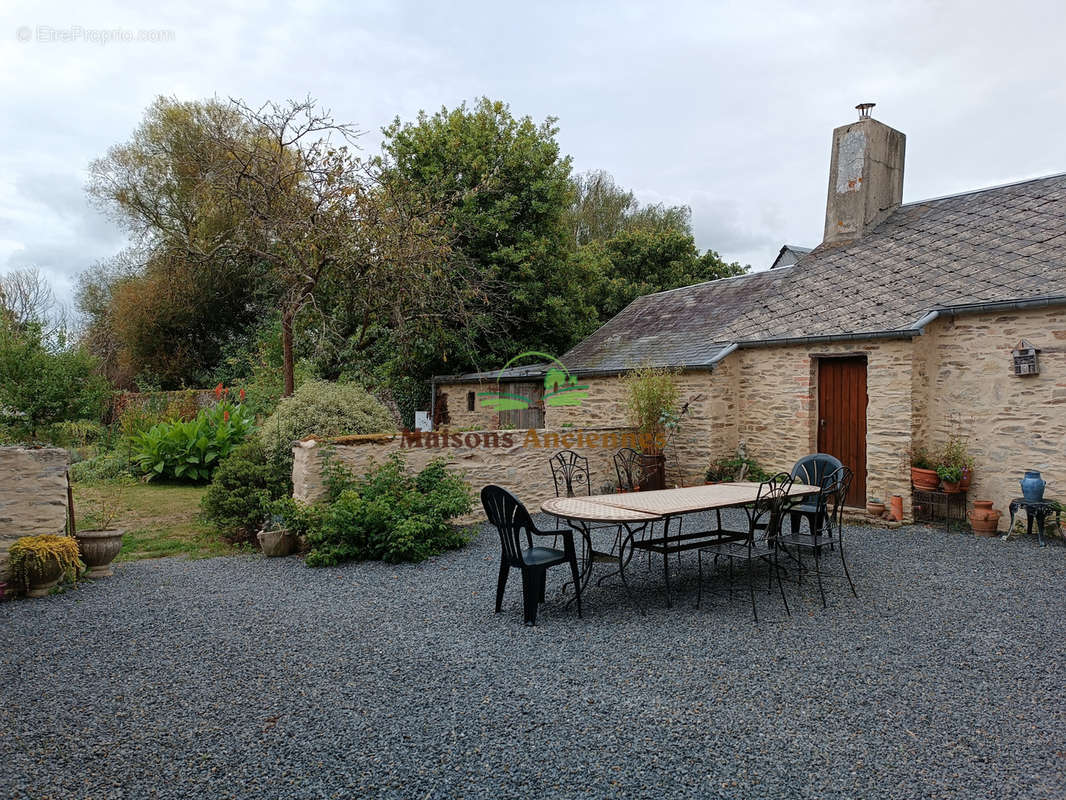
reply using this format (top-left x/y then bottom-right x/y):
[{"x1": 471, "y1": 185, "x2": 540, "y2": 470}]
[
  {"x1": 705, "y1": 455, "x2": 773, "y2": 483},
  {"x1": 69, "y1": 450, "x2": 134, "y2": 483},
  {"x1": 200, "y1": 439, "x2": 290, "y2": 543},
  {"x1": 0, "y1": 323, "x2": 110, "y2": 437},
  {"x1": 259, "y1": 380, "x2": 395, "y2": 464},
  {"x1": 279, "y1": 454, "x2": 472, "y2": 567},
  {"x1": 131, "y1": 400, "x2": 255, "y2": 482}
]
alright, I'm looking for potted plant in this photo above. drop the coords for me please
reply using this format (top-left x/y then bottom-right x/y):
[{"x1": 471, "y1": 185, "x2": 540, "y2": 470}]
[
  {"x1": 866, "y1": 497, "x2": 886, "y2": 516},
  {"x1": 941, "y1": 434, "x2": 975, "y2": 490},
  {"x1": 257, "y1": 509, "x2": 298, "y2": 557},
  {"x1": 937, "y1": 463, "x2": 963, "y2": 493},
  {"x1": 910, "y1": 447, "x2": 939, "y2": 491},
  {"x1": 74, "y1": 478, "x2": 128, "y2": 578},
  {"x1": 8, "y1": 534, "x2": 82, "y2": 597},
  {"x1": 622, "y1": 367, "x2": 680, "y2": 491}
]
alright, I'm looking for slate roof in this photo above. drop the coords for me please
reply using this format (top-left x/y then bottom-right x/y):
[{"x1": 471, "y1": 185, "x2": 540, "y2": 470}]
[{"x1": 558, "y1": 172, "x2": 1066, "y2": 374}]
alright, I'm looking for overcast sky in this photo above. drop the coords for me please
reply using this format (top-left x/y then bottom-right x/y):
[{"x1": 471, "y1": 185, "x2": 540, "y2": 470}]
[{"x1": 2, "y1": 0, "x2": 1065, "y2": 310}]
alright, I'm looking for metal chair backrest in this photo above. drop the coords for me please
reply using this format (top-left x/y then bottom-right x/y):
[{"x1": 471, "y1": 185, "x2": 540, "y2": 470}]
[
  {"x1": 614, "y1": 448, "x2": 644, "y2": 492},
  {"x1": 821, "y1": 466, "x2": 853, "y2": 535},
  {"x1": 743, "y1": 472, "x2": 796, "y2": 543},
  {"x1": 549, "y1": 450, "x2": 592, "y2": 498},
  {"x1": 481, "y1": 485, "x2": 536, "y2": 567}
]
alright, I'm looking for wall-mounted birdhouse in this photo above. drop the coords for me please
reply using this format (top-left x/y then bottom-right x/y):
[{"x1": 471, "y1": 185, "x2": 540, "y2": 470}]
[{"x1": 1012, "y1": 339, "x2": 1040, "y2": 376}]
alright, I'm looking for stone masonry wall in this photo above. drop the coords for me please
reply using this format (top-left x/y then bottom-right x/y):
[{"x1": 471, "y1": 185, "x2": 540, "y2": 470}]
[
  {"x1": 433, "y1": 382, "x2": 498, "y2": 430},
  {"x1": 735, "y1": 340, "x2": 916, "y2": 517},
  {"x1": 0, "y1": 447, "x2": 70, "y2": 577},
  {"x1": 919, "y1": 308, "x2": 1066, "y2": 521},
  {"x1": 292, "y1": 427, "x2": 635, "y2": 521}
]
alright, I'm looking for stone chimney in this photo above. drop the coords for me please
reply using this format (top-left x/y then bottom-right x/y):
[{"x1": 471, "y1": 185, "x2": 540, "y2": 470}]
[{"x1": 823, "y1": 103, "x2": 905, "y2": 244}]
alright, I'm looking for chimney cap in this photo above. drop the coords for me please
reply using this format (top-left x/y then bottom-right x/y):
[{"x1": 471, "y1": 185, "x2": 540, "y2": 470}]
[{"x1": 856, "y1": 102, "x2": 876, "y2": 119}]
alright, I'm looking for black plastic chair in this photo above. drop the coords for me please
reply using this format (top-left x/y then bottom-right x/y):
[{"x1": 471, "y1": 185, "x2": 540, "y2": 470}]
[
  {"x1": 697, "y1": 473, "x2": 794, "y2": 622},
  {"x1": 481, "y1": 485, "x2": 582, "y2": 627},
  {"x1": 788, "y1": 453, "x2": 843, "y2": 535},
  {"x1": 776, "y1": 466, "x2": 857, "y2": 608}
]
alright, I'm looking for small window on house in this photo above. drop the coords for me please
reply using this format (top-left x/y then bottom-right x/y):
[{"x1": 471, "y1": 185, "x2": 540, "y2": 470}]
[{"x1": 467, "y1": 391, "x2": 475, "y2": 411}]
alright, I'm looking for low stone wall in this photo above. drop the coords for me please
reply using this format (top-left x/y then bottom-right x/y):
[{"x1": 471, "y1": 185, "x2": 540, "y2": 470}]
[
  {"x1": 292, "y1": 427, "x2": 636, "y2": 520},
  {"x1": 0, "y1": 447, "x2": 70, "y2": 577}
]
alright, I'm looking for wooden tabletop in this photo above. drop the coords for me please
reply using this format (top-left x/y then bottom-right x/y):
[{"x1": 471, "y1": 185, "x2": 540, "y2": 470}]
[{"x1": 540, "y1": 482, "x2": 820, "y2": 522}]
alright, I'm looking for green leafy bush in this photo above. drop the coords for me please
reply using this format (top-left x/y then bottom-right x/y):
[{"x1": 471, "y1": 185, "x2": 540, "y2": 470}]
[
  {"x1": 259, "y1": 380, "x2": 395, "y2": 464},
  {"x1": 69, "y1": 450, "x2": 134, "y2": 483},
  {"x1": 705, "y1": 455, "x2": 773, "y2": 483},
  {"x1": 0, "y1": 323, "x2": 110, "y2": 438},
  {"x1": 279, "y1": 454, "x2": 472, "y2": 566},
  {"x1": 131, "y1": 400, "x2": 255, "y2": 482},
  {"x1": 200, "y1": 439, "x2": 290, "y2": 543}
]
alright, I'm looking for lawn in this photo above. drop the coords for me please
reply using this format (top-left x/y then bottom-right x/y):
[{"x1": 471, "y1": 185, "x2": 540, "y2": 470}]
[{"x1": 71, "y1": 481, "x2": 238, "y2": 561}]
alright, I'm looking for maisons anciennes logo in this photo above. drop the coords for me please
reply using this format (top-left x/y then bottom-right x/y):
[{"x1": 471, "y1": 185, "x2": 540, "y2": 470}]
[{"x1": 477, "y1": 351, "x2": 589, "y2": 411}]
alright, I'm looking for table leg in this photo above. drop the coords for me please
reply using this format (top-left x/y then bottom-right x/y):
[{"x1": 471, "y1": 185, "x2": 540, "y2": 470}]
[
  {"x1": 616, "y1": 522, "x2": 645, "y2": 615},
  {"x1": 1036, "y1": 512, "x2": 1047, "y2": 547},
  {"x1": 663, "y1": 515, "x2": 673, "y2": 609}
]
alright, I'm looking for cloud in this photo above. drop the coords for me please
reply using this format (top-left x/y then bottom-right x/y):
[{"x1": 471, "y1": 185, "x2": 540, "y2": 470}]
[{"x1": 1, "y1": 0, "x2": 1064, "y2": 302}]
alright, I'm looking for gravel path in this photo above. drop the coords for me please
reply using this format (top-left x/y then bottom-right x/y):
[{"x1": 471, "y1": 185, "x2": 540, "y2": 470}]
[{"x1": 2, "y1": 515, "x2": 1065, "y2": 800}]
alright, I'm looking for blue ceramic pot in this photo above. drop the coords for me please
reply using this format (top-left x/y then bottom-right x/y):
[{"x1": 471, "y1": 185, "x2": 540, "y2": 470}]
[{"x1": 1020, "y1": 471, "x2": 1046, "y2": 502}]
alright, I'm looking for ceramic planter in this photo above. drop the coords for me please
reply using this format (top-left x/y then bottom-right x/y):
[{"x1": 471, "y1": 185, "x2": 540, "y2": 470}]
[
  {"x1": 258, "y1": 528, "x2": 297, "y2": 557},
  {"x1": 1020, "y1": 471, "x2": 1046, "y2": 502},
  {"x1": 959, "y1": 469, "x2": 973, "y2": 491},
  {"x1": 941, "y1": 480, "x2": 961, "y2": 494},
  {"x1": 24, "y1": 558, "x2": 64, "y2": 598},
  {"x1": 889, "y1": 496, "x2": 904, "y2": 522},
  {"x1": 911, "y1": 467, "x2": 940, "y2": 491},
  {"x1": 866, "y1": 501, "x2": 886, "y2": 516},
  {"x1": 968, "y1": 500, "x2": 1001, "y2": 537},
  {"x1": 76, "y1": 529, "x2": 124, "y2": 578},
  {"x1": 638, "y1": 453, "x2": 666, "y2": 491}
]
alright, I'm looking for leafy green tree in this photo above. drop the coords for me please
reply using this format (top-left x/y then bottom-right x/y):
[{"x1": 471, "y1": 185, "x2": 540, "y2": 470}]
[
  {"x1": 0, "y1": 322, "x2": 110, "y2": 437},
  {"x1": 579, "y1": 228, "x2": 748, "y2": 321},
  {"x1": 378, "y1": 98, "x2": 596, "y2": 372},
  {"x1": 567, "y1": 169, "x2": 693, "y2": 246}
]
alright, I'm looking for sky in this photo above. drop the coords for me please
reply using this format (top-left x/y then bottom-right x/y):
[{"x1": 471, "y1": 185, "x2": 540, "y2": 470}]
[{"x1": 2, "y1": 0, "x2": 1066, "y2": 311}]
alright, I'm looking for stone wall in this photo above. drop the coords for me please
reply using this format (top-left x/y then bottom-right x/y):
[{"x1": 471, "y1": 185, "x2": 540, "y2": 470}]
[
  {"x1": 734, "y1": 340, "x2": 916, "y2": 516},
  {"x1": 433, "y1": 382, "x2": 497, "y2": 430},
  {"x1": 0, "y1": 447, "x2": 70, "y2": 576},
  {"x1": 919, "y1": 308, "x2": 1066, "y2": 519},
  {"x1": 292, "y1": 427, "x2": 636, "y2": 520}
]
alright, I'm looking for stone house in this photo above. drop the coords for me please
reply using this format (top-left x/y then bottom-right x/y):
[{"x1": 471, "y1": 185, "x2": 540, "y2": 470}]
[{"x1": 432, "y1": 106, "x2": 1066, "y2": 520}]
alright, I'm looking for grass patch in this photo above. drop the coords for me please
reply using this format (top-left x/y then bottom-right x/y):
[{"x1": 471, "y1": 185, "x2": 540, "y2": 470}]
[{"x1": 72, "y1": 482, "x2": 240, "y2": 562}]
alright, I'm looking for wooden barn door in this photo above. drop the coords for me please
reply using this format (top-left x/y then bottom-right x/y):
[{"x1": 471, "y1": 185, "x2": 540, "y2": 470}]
[{"x1": 817, "y1": 357, "x2": 867, "y2": 507}]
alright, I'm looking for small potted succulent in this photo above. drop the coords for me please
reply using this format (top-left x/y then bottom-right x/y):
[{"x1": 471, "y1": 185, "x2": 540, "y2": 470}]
[
  {"x1": 866, "y1": 497, "x2": 886, "y2": 516},
  {"x1": 8, "y1": 534, "x2": 82, "y2": 597}
]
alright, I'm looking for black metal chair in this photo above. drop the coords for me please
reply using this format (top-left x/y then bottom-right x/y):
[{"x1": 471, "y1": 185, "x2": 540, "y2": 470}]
[
  {"x1": 613, "y1": 447, "x2": 645, "y2": 492},
  {"x1": 788, "y1": 453, "x2": 843, "y2": 535},
  {"x1": 776, "y1": 465, "x2": 857, "y2": 608},
  {"x1": 697, "y1": 473, "x2": 794, "y2": 623},
  {"x1": 549, "y1": 450, "x2": 593, "y2": 498},
  {"x1": 481, "y1": 485, "x2": 582, "y2": 627}
]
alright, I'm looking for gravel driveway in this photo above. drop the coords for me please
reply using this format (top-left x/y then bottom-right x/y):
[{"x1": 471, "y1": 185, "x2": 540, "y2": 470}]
[{"x1": 2, "y1": 517, "x2": 1065, "y2": 800}]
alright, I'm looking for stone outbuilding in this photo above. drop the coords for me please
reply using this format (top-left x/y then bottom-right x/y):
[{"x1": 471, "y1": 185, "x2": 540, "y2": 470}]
[{"x1": 434, "y1": 107, "x2": 1066, "y2": 520}]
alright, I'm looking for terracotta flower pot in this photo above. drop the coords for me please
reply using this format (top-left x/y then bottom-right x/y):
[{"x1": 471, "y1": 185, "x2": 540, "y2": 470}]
[
  {"x1": 941, "y1": 480, "x2": 961, "y2": 494},
  {"x1": 25, "y1": 558, "x2": 64, "y2": 598},
  {"x1": 959, "y1": 469, "x2": 972, "y2": 491},
  {"x1": 911, "y1": 467, "x2": 940, "y2": 491},
  {"x1": 968, "y1": 500, "x2": 1001, "y2": 537},
  {"x1": 889, "y1": 496, "x2": 904, "y2": 522},
  {"x1": 866, "y1": 502, "x2": 886, "y2": 516},
  {"x1": 257, "y1": 528, "x2": 297, "y2": 557},
  {"x1": 76, "y1": 529, "x2": 124, "y2": 578}
]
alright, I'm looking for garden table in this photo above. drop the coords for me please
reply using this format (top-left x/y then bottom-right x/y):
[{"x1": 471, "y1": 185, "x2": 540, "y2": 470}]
[{"x1": 542, "y1": 482, "x2": 820, "y2": 609}]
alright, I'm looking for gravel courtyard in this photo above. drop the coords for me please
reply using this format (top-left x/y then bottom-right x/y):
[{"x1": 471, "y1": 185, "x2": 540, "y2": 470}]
[{"x1": 2, "y1": 518, "x2": 1065, "y2": 800}]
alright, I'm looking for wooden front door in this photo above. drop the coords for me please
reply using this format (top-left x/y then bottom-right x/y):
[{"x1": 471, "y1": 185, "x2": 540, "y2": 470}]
[{"x1": 817, "y1": 357, "x2": 867, "y2": 507}]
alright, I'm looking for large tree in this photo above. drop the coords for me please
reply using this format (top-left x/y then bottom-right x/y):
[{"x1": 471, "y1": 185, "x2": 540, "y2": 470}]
[{"x1": 378, "y1": 98, "x2": 597, "y2": 371}]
